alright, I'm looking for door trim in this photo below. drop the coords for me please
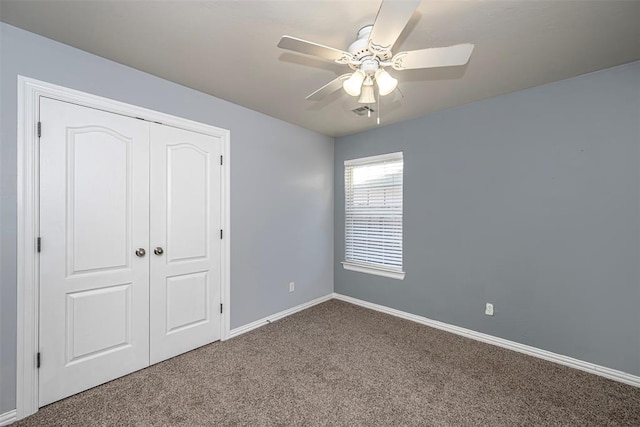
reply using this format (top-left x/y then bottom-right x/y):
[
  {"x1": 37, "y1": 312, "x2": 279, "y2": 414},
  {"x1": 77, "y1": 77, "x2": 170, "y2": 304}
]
[{"x1": 16, "y1": 76, "x2": 231, "y2": 420}]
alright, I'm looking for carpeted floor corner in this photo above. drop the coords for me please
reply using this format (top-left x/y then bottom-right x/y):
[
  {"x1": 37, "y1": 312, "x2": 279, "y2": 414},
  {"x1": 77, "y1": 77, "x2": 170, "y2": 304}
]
[{"x1": 14, "y1": 300, "x2": 640, "y2": 426}]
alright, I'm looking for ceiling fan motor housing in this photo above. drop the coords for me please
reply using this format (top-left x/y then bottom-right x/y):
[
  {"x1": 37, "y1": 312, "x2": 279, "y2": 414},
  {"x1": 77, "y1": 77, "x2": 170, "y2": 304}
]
[{"x1": 348, "y1": 25, "x2": 392, "y2": 61}]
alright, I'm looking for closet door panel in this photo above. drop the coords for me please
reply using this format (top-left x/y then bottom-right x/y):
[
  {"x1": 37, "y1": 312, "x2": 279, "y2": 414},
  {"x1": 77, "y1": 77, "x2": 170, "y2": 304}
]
[
  {"x1": 166, "y1": 144, "x2": 208, "y2": 262},
  {"x1": 150, "y1": 124, "x2": 222, "y2": 364},
  {"x1": 39, "y1": 98, "x2": 150, "y2": 406}
]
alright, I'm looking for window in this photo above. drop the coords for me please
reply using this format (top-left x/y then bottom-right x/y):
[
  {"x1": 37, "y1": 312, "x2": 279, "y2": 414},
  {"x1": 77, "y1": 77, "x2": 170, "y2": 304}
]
[{"x1": 343, "y1": 152, "x2": 404, "y2": 280}]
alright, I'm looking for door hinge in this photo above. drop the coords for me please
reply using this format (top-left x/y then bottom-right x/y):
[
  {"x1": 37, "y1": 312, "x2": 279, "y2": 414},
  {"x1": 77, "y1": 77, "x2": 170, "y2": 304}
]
[
  {"x1": 220, "y1": 155, "x2": 223, "y2": 166},
  {"x1": 37, "y1": 122, "x2": 42, "y2": 138},
  {"x1": 37, "y1": 352, "x2": 41, "y2": 369},
  {"x1": 220, "y1": 303, "x2": 223, "y2": 314},
  {"x1": 37, "y1": 237, "x2": 42, "y2": 253},
  {"x1": 220, "y1": 229, "x2": 223, "y2": 239}
]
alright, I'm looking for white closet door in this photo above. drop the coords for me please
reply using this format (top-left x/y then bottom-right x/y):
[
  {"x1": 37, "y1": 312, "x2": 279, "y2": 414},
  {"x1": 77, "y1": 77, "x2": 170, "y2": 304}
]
[
  {"x1": 149, "y1": 123, "x2": 222, "y2": 364},
  {"x1": 39, "y1": 98, "x2": 150, "y2": 406}
]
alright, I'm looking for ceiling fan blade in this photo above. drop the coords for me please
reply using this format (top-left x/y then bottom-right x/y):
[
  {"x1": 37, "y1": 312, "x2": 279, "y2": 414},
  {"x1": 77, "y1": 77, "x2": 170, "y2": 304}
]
[
  {"x1": 392, "y1": 43, "x2": 474, "y2": 70},
  {"x1": 278, "y1": 36, "x2": 352, "y2": 62},
  {"x1": 306, "y1": 74, "x2": 351, "y2": 101},
  {"x1": 368, "y1": 0, "x2": 421, "y2": 53}
]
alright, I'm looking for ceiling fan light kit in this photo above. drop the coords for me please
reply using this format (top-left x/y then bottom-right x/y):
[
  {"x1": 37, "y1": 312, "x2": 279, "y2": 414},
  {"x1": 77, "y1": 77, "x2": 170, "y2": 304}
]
[
  {"x1": 278, "y1": 0, "x2": 474, "y2": 119},
  {"x1": 343, "y1": 70, "x2": 365, "y2": 96},
  {"x1": 358, "y1": 84, "x2": 376, "y2": 104},
  {"x1": 375, "y1": 68, "x2": 398, "y2": 96}
]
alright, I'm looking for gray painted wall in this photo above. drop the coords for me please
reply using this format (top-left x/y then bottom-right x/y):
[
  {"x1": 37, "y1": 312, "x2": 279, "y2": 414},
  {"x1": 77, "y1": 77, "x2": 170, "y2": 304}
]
[
  {"x1": 0, "y1": 23, "x2": 333, "y2": 413},
  {"x1": 335, "y1": 61, "x2": 640, "y2": 376}
]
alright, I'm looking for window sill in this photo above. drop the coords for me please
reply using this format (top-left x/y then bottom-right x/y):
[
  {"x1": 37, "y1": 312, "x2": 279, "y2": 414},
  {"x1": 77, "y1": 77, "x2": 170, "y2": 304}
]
[{"x1": 341, "y1": 262, "x2": 405, "y2": 280}]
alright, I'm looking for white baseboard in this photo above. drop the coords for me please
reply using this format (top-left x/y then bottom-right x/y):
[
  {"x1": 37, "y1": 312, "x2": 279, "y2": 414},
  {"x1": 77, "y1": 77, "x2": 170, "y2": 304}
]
[
  {"x1": 332, "y1": 293, "x2": 640, "y2": 388},
  {"x1": 227, "y1": 293, "x2": 333, "y2": 339},
  {"x1": 0, "y1": 410, "x2": 17, "y2": 427},
  {"x1": 5, "y1": 291, "x2": 636, "y2": 421}
]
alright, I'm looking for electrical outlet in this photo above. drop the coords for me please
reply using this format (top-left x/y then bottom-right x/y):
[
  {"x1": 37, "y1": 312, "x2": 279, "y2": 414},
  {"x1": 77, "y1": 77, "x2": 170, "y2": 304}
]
[
  {"x1": 289, "y1": 282, "x2": 295, "y2": 293},
  {"x1": 485, "y1": 303, "x2": 494, "y2": 316}
]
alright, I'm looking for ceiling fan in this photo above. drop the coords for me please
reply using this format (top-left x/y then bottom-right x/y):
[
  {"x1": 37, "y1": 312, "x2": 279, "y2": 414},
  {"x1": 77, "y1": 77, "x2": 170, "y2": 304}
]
[{"x1": 277, "y1": 0, "x2": 474, "y2": 107}]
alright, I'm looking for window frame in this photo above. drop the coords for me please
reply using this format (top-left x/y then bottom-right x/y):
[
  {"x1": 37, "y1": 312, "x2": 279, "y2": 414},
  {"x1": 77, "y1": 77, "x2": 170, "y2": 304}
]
[{"x1": 342, "y1": 151, "x2": 405, "y2": 280}]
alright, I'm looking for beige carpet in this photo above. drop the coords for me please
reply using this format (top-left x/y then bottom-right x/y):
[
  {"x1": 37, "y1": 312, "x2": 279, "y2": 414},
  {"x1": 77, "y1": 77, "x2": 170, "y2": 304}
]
[{"x1": 14, "y1": 300, "x2": 640, "y2": 426}]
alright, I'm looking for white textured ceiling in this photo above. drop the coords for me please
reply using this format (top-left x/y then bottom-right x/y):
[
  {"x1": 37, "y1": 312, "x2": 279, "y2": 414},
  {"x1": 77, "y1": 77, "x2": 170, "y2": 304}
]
[{"x1": 1, "y1": 1, "x2": 639, "y2": 137}]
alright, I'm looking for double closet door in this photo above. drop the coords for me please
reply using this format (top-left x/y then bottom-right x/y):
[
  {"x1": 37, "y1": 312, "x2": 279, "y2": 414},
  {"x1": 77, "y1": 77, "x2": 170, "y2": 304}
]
[{"x1": 38, "y1": 98, "x2": 223, "y2": 406}]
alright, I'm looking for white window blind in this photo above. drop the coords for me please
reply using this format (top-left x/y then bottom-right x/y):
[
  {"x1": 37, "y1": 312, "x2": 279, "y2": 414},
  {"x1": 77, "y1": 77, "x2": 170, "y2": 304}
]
[{"x1": 344, "y1": 152, "x2": 404, "y2": 278}]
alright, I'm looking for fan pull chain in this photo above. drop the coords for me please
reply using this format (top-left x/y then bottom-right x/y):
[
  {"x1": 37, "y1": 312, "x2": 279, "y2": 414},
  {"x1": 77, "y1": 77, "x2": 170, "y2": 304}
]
[{"x1": 377, "y1": 90, "x2": 381, "y2": 125}]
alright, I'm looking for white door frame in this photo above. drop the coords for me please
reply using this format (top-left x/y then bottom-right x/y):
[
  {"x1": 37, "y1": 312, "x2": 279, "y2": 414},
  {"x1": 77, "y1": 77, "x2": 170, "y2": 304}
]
[{"x1": 16, "y1": 76, "x2": 231, "y2": 420}]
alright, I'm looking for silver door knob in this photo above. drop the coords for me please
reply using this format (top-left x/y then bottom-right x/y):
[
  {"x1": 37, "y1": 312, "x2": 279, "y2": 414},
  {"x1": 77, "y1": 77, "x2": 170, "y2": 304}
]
[
  {"x1": 154, "y1": 247, "x2": 164, "y2": 256},
  {"x1": 135, "y1": 248, "x2": 146, "y2": 257}
]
